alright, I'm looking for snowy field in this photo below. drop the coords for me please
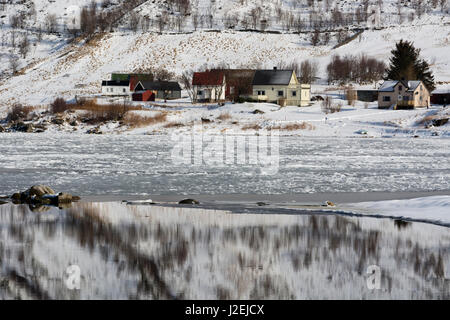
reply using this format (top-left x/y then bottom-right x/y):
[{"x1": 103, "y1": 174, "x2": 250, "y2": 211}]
[{"x1": 0, "y1": 202, "x2": 448, "y2": 299}]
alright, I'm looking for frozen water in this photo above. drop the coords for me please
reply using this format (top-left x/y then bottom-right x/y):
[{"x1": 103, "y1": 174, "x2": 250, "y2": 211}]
[{"x1": 0, "y1": 133, "x2": 449, "y2": 196}]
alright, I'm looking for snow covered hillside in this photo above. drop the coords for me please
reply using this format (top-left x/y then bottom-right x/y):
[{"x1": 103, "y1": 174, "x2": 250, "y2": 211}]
[{"x1": 0, "y1": 0, "x2": 449, "y2": 108}]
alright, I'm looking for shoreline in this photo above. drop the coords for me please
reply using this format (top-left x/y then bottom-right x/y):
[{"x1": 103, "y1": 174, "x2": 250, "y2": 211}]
[{"x1": 79, "y1": 190, "x2": 450, "y2": 205}]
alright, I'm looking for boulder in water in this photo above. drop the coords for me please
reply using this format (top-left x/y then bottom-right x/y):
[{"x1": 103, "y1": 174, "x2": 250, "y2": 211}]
[{"x1": 178, "y1": 198, "x2": 200, "y2": 205}]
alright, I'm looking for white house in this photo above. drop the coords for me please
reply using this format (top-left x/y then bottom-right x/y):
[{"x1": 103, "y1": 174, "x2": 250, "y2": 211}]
[
  {"x1": 101, "y1": 80, "x2": 131, "y2": 97},
  {"x1": 192, "y1": 70, "x2": 226, "y2": 103}
]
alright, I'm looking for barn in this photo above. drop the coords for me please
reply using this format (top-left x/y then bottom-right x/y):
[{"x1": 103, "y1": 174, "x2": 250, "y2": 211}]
[{"x1": 133, "y1": 81, "x2": 182, "y2": 100}]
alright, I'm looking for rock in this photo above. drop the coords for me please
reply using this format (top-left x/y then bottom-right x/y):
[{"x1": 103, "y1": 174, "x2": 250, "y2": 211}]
[
  {"x1": 28, "y1": 205, "x2": 52, "y2": 213},
  {"x1": 178, "y1": 198, "x2": 200, "y2": 205},
  {"x1": 11, "y1": 193, "x2": 22, "y2": 201},
  {"x1": 86, "y1": 127, "x2": 102, "y2": 134},
  {"x1": 252, "y1": 109, "x2": 265, "y2": 114},
  {"x1": 69, "y1": 120, "x2": 78, "y2": 126},
  {"x1": 29, "y1": 185, "x2": 55, "y2": 197},
  {"x1": 324, "y1": 201, "x2": 335, "y2": 207},
  {"x1": 0, "y1": 200, "x2": 7, "y2": 205},
  {"x1": 11, "y1": 122, "x2": 34, "y2": 132},
  {"x1": 10, "y1": 185, "x2": 80, "y2": 206},
  {"x1": 311, "y1": 95, "x2": 324, "y2": 101},
  {"x1": 56, "y1": 192, "x2": 74, "y2": 203},
  {"x1": 256, "y1": 202, "x2": 269, "y2": 206},
  {"x1": 0, "y1": 125, "x2": 4, "y2": 132},
  {"x1": 201, "y1": 118, "x2": 213, "y2": 123},
  {"x1": 52, "y1": 118, "x2": 65, "y2": 125},
  {"x1": 431, "y1": 118, "x2": 448, "y2": 127}
]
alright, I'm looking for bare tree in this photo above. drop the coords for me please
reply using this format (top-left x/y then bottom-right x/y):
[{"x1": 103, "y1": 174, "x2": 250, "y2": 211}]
[
  {"x1": 129, "y1": 12, "x2": 140, "y2": 32},
  {"x1": 192, "y1": 12, "x2": 199, "y2": 31},
  {"x1": 45, "y1": 14, "x2": 58, "y2": 34},
  {"x1": 10, "y1": 31, "x2": 16, "y2": 50},
  {"x1": 250, "y1": 8, "x2": 261, "y2": 30},
  {"x1": 397, "y1": 0, "x2": 404, "y2": 24},
  {"x1": 180, "y1": 70, "x2": 195, "y2": 102},
  {"x1": 154, "y1": 67, "x2": 175, "y2": 81},
  {"x1": 299, "y1": 60, "x2": 318, "y2": 83},
  {"x1": 157, "y1": 12, "x2": 168, "y2": 34},
  {"x1": 9, "y1": 54, "x2": 19, "y2": 75},
  {"x1": 310, "y1": 29, "x2": 320, "y2": 46},
  {"x1": 440, "y1": 0, "x2": 448, "y2": 12},
  {"x1": 322, "y1": 32, "x2": 330, "y2": 45},
  {"x1": 19, "y1": 34, "x2": 30, "y2": 59}
]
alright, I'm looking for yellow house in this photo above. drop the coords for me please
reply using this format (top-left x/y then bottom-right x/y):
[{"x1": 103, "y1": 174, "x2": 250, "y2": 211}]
[
  {"x1": 251, "y1": 68, "x2": 311, "y2": 107},
  {"x1": 378, "y1": 80, "x2": 430, "y2": 109}
]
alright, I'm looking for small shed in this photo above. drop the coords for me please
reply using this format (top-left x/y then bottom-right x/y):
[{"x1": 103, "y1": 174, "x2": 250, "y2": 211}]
[
  {"x1": 356, "y1": 89, "x2": 378, "y2": 102},
  {"x1": 132, "y1": 90, "x2": 155, "y2": 102},
  {"x1": 134, "y1": 81, "x2": 182, "y2": 100},
  {"x1": 431, "y1": 90, "x2": 450, "y2": 105}
]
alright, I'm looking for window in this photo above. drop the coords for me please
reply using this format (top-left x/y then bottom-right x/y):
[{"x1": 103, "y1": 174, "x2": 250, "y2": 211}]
[
  {"x1": 292, "y1": 91, "x2": 297, "y2": 97},
  {"x1": 123, "y1": 88, "x2": 126, "y2": 93},
  {"x1": 398, "y1": 85, "x2": 402, "y2": 91},
  {"x1": 257, "y1": 90, "x2": 266, "y2": 95},
  {"x1": 383, "y1": 96, "x2": 391, "y2": 102},
  {"x1": 197, "y1": 90, "x2": 203, "y2": 96},
  {"x1": 278, "y1": 90, "x2": 283, "y2": 97}
]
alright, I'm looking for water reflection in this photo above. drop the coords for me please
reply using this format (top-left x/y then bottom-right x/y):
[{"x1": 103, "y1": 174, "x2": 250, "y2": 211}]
[{"x1": 0, "y1": 203, "x2": 449, "y2": 299}]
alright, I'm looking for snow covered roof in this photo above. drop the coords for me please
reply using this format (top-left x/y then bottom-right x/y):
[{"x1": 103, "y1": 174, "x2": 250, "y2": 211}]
[
  {"x1": 378, "y1": 80, "x2": 400, "y2": 92},
  {"x1": 379, "y1": 80, "x2": 423, "y2": 92},
  {"x1": 252, "y1": 70, "x2": 294, "y2": 86},
  {"x1": 406, "y1": 81, "x2": 421, "y2": 92}
]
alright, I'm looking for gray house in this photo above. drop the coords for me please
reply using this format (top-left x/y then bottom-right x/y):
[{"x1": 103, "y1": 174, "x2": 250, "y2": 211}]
[{"x1": 134, "y1": 81, "x2": 182, "y2": 100}]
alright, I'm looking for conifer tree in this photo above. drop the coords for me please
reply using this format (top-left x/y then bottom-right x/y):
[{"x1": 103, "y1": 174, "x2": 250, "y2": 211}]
[{"x1": 386, "y1": 40, "x2": 435, "y2": 91}]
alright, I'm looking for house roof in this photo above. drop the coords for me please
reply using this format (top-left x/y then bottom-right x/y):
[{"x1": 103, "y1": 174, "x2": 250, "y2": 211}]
[
  {"x1": 379, "y1": 80, "x2": 423, "y2": 92},
  {"x1": 102, "y1": 80, "x2": 129, "y2": 87},
  {"x1": 192, "y1": 71, "x2": 225, "y2": 86},
  {"x1": 252, "y1": 70, "x2": 294, "y2": 86},
  {"x1": 136, "y1": 81, "x2": 181, "y2": 91},
  {"x1": 406, "y1": 81, "x2": 421, "y2": 92},
  {"x1": 378, "y1": 80, "x2": 399, "y2": 92}
]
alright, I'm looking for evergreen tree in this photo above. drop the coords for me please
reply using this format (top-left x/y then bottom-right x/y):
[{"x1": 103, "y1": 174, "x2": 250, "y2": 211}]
[{"x1": 386, "y1": 40, "x2": 435, "y2": 91}]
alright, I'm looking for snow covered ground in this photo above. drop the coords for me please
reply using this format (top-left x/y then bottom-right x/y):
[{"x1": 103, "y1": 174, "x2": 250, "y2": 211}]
[
  {"x1": 344, "y1": 196, "x2": 450, "y2": 226},
  {"x1": 0, "y1": 19, "x2": 449, "y2": 107}
]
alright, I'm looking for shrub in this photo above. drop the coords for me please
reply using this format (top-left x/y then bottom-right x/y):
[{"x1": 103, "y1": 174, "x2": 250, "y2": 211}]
[
  {"x1": 164, "y1": 122, "x2": 185, "y2": 128},
  {"x1": 321, "y1": 97, "x2": 342, "y2": 114},
  {"x1": 241, "y1": 123, "x2": 261, "y2": 130},
  {"x1": 6, "y1": 104, "x2": 34, "y2": 122},
  {"x1": 216, "y1": 112, "x2": 232, "y2": 121},
  {"x1": 123, "y1": 112, "x2": 167, "y2": 128},
  {"x1": 272, "y1": 122, "x2": 315, "y2": 131},
  {"x1": 50, "y1": 98, "x2": 69, "y2": 114},
  {"x1": 345, "y1": 87, "x2": 356, "y2": 106}
]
